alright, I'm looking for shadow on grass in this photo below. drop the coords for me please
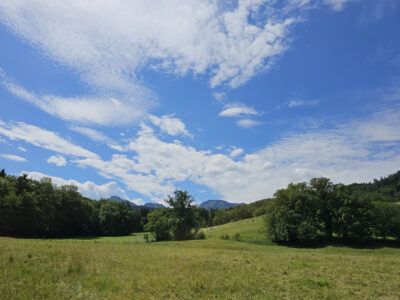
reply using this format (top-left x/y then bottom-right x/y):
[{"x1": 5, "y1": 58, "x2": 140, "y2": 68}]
[{"x1": 276, "y1": 238, "x2": 400, "y2": 249}]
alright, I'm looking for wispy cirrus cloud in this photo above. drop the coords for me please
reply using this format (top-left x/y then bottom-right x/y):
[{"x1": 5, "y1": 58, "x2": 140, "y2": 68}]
[
  {"x1": 70, "y1": 126, "x2": 122, "y2": 151},
  {"x1": 219, "y1": 103, "x2": 260, "y2": 118},
  {"x1": 0, "y1": 121, "x2": 98, "y2": 158},
  {"x1": 1, "y1": 154, "x2": 27, "y2": 162},
  {"x1": 0, "y1": 76, "x2": 150, "y2": 126},
  {"x1": 287, "y1": 99, "x2": 319, "y2": 108},
  {"x1": 237, "y1": 119, "x2": 262, "y2": 128},
  {"x1": 0, "y1": 1, "x2": 348, "y2": 126}
]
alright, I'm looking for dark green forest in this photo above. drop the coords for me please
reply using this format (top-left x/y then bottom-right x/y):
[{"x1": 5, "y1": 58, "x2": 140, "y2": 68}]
[
  {"x1": 347, "y1": 170, "x2": 400, "y2": 202},
  {"x1": 266, "y1": 178, "x2": 400, "y2": 243},
  {"x1": 0, "y1": 169, "x2": 144, "y2": 237},
  {"x1": 1, "y1": 168, "x2": 400, "y2": 242}
]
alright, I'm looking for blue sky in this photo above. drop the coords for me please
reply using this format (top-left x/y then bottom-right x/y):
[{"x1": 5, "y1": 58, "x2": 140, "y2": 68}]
[{"x1": 0, "y1": 0, "x2": 399, "y2": 205}]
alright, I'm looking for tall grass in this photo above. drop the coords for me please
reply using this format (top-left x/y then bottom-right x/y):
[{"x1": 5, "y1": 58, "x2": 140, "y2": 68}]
[{"x1": 1, "y1": 235, "x2": 400, "y2": 299}]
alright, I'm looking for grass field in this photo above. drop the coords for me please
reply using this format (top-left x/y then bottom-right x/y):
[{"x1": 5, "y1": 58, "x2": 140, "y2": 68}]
[
  {"x1": 202, "y1": 216, "x2": 269, "y2": 244},
  {"x1": 1, "y1": 218, "x2": 400, "y2": 299}
]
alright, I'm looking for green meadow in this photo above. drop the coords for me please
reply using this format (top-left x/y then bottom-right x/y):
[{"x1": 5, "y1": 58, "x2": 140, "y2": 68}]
[{"x1": 1, "y1": 217, "x2": 400, "y2": 299}]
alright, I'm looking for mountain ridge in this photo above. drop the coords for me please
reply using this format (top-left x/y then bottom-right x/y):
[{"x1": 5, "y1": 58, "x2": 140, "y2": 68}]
[{"x1": 199, "y1": 199, "x2": 244, "y2": 210}]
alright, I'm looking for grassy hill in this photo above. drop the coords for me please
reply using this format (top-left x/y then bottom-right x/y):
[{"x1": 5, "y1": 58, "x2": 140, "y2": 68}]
[
  {"x1": 1, "y1": 217, "x2": 400, "y2": 299},
  {"x1": 202, "y1": 215, "x2": 269, "y2": 244}
]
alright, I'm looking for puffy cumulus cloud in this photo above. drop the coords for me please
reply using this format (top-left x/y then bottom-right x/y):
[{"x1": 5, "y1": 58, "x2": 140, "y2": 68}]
[
  {"x1": 23, "y1": 171, "x2": 129, "y2": 200},
  {"x1": 149, "y1": 115, "x2": 192, "y2": 137},
  {"x1": 229, "y1": 148, "x2": 244, "y2": 158},
  {"x1": 0, "y1": 121, "x2": 98, "y2": 158},
  {"x1": 46, "y1": 155, "x2": 67, "y2": 167},
  {"x1": 237, "y1": 119, "x2": 262, "y2": 128},
  {"x1": 219, "y1": 103, "x2": 260, "y2": 117},
  {"x1": 1, "y1": 154, "x2": 27, "y2": 162},
  {"x1": 72, "y1": 104, "x2": 400, "y2": 203}
]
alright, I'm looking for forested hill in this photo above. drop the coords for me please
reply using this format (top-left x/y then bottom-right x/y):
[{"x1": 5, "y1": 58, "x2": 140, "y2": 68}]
[
  {"x1": 199, "y1": 200, "x2": 244, "y2": 210},
  {"x1": 110, "y1": 196, "x2": 165, "y2": 210},
  {"x1": 347, "y1": 170, "x2": 400, "y2": 203}
]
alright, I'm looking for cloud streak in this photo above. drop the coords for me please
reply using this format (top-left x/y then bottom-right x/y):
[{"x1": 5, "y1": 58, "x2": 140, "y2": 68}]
[
  {"x1": 1, "y1": 154, "x2": 27, "y2": 162},
  {"x1": 0, "y1": 121, "x2": 98, "y2": 158}
]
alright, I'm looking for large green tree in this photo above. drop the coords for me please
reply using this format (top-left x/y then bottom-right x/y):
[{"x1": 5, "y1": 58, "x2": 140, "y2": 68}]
[{"x1": 166, "y1": 190, "x2": 199, "y2": 240}]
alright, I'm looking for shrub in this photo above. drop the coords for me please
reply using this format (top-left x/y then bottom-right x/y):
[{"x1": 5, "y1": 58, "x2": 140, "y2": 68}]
[
  {"x1": 220, "y1": 234, "x2": 229, "y2": 240},
  {"x1": 143, "y1": 233, "x2": 149, "y2": 243},
  {"x1": 196, "y1": 231, "x2": 206, "y2": 239}
]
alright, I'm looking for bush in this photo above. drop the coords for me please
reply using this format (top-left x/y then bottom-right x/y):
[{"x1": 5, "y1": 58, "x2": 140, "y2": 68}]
[
  {"x1": 372, "y1": 202, "x2": 400, "y2": 240},
  {"x1": 143, "y1": 233, "x2": 149, "y2": 243},
  {"x1": 220, "y1": 234, "x2": 229, "y2": 240},
  {"x1": 196, "y1": 231, "x2": 206, "y2": 240},
  {"x1": 144, "y1": 209, "x2": 171, "y2": 241},
  {"x1": 233, "y1": 233, "x2": 240, "y2": 241}
]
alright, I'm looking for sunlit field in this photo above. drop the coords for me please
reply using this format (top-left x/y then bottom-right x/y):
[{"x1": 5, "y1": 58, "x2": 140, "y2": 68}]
[{"x1": 1, "y1": 218, "x2": 400, "y2": 299}]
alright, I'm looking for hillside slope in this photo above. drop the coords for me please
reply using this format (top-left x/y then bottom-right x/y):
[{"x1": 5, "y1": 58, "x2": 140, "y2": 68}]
[{"x1": 202, "y1": 216, "x2": 268, "y2": 244}]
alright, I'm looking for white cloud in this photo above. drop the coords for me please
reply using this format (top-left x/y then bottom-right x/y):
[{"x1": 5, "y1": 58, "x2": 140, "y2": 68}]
[
  {"x1": 219, "y1": 103, "x2": 260, "y2": 117},
  {"x1": 47, "y1": 155, "x2": 67, "y2": 167},
  {"x1": 323, "y1": 0, "x2": 353, "y2": 11},
  {"x1": 0, "y1": 1, "x2": 299, "y2": 91},
  {"x1": 212, "y1": 92, "x2": 227, "y2": 103},
  {"x1": 0, "y1": 121, "x2": 98, "y2": 158},
  {"x1": 287, "y1": 99, "x2": 319, "y2": 108},
  {"x1": 18, "y1": 146, "x2": 27, "y2": 152},
  {"x1": 149, "y1": 115, "x2": 192, "y2": 137},
  {"x1": 0, "y1": 1, "x2": 353, "y2": 126},
  {"x1": 70, "y1": 126, "x2": 122, "y2": 151},
  {"x1": 70, "y1": 103, "x2": 400, "y2": 203},
  {"x1": 1, "y1": 154, "x2": 27, "y2": 162},
  {"x1": 1, "y1": 78, "x2": 150, "y2": 126},
  {"x1": 237, "y1": 119, "x2": 262, "y2": 128},
  {"x1": 23, "y1": 171, "x2": 129, "y2": 200},
  {"x1": 230, "y1": 148, "x2": 244, "y2": 158}
]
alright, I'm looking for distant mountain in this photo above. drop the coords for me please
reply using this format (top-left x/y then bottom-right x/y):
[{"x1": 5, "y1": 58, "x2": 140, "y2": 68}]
[
  {"x1": 109, "y1": 196, "x2": 137, "y2": 207},
  {"x1": 109, "y1": 196, "x2": 165, "y2": 210},
  {"x1": 144, "y1": 203, "x2": 165, "y2": 209},
  {"x1": 199, "y1": 200, "x2": 244, "y2": 210}
]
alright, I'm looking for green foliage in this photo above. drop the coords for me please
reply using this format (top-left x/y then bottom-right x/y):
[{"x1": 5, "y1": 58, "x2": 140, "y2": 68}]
[
  {"x1": 220, "y1": 234, "x2": 229, "y2": 240},
  {"x1": 207, "y1": 198, "x2": 273, "y2": 228},
  {"x1": 372, "y1": 202, "x2": 400, "y2": 240},
  {"x1": 196, "y1": 231, "x2": 206, "y2": 240},
  {"x1": 0, "y1": 170, "x2": 142, "y2": 237},
  {"x1": 166, "y1": 190, "x2": 199, "y2": 240},
  {"x1": 143, "y1": 233, "x2": 150, "y2": 243},
  {"x1": 334, "y1": 194, "x2": 374, "y2": 242},
  {"x1": 144, "y1": 209, "x2": 171, "y2": 241},
  {"x1": 266, "y1": 178, "x2": 379, "y2": 243},
  {"x1": 233, "y1": 232, "x2": 240, "y2": 240},
  {"x1": 347, "y1": 170, "x2": 400, "y2": 202},
  {"x1": 267, "y1": 182, "x2": 321, "y2": 243},
  {"x1": 144, "y1": 190, "x2": 201, "y2": 241}
]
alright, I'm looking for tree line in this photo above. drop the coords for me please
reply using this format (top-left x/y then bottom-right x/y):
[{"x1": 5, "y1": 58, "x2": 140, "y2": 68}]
[
  {"x1": 266, "y1": 177, "x2": 400, "y2": 243},
  {"x1": 0, "y1": 170, "x2": 146, "y2": 237}
]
